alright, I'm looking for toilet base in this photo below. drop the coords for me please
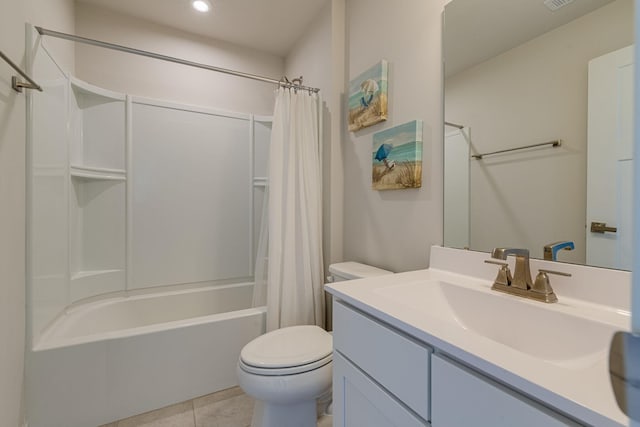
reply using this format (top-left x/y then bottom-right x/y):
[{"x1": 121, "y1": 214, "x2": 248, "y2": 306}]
[
  {"x1": 251, "y1": 399, "x2": 318, "y2": 427},
  {"x1": 317, "y1": 388, "x2": 332, "y2": 415}
]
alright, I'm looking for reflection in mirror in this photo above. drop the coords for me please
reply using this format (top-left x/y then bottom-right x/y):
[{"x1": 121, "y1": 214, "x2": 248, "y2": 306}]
[{"x1": 443, "y1": 0, "x2": 633, "y2": 269}]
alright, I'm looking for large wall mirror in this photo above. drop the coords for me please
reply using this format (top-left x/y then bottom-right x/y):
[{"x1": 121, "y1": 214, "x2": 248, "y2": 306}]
[{"x1": 443, "y1": 0, "x2": 634, "y2": 269}]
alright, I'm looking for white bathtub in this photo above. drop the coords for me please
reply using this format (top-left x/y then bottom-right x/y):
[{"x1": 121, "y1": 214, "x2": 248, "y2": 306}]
[{"x1": 27, "y1": 282, "x2": 266, "y2": 427}]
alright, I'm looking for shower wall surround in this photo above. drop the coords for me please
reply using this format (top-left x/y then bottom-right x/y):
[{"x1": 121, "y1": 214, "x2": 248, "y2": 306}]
[
  {"x1": 130, "y1": 99, "x2": 259, "y2": 290},
  {"x1": 68, "y1": 78, "x2": 127, "y2": 302},
  {"x1": 28, "y1": 39, "x2": 270, "y2": 346}
]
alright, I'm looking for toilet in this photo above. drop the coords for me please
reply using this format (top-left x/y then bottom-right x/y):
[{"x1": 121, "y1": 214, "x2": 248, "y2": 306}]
[{"x1": 236, "y1": 262, "x2": 393, "y2": 427}]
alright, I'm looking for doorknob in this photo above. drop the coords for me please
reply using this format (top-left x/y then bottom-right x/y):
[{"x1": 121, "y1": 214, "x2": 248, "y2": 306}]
[{"x1": 590, "y1": 221, "x2": 617, "y2": 233}]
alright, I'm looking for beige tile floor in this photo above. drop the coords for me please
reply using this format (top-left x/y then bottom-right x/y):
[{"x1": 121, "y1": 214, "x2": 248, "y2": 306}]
[{"x1": 100, "y1": 386, "x2": 333, "y2": 427}]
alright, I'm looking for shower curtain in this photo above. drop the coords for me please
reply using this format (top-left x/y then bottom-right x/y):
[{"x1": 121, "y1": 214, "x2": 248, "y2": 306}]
[{"x1": 253, "y1": 87, "x2": 324, "y2": 332}]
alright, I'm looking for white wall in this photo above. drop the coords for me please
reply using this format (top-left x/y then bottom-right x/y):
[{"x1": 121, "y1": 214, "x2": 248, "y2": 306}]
[
  {"x1": 1, "y1": 2, "x2": 74, "y2": 425},
  {"x1": 74, "y1": 3, "x2": 284, "y2": 115},
  {"x1": 343, "y1": 0, "x2": 448, "y2": 272},
  {"x1": 284, "y1": 1, "x2": 341, "y2": 272},
  {"x1": 445, "y1": 0, "x2": 633, "y2": 262}
]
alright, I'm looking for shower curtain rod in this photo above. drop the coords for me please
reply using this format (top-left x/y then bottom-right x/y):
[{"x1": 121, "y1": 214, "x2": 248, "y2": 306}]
[{"x1": 35, "y1": 26, "x2": 320, "y2": 93}]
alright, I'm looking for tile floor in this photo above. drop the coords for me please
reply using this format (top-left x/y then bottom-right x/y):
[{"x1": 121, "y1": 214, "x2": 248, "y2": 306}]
[{"x1": 100, "y1": 386, "x2": 333, "y2": 427}]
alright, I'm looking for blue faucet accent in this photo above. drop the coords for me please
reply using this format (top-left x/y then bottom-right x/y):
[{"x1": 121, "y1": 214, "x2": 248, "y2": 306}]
[{"x1": 543, "y1": 241, "x2": 575, "y2": 261}]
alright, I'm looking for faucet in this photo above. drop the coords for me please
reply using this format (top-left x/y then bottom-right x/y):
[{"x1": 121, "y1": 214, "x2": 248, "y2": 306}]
[
  {"x1": 543, "y1": 241, "x2": 575, "y2": 261},
  {"x1": 490, "y1": 248, "x2": 533, "y2": 290},
  {"x1": 486, "y1": 247, "x2": 570, "y2": 303}
]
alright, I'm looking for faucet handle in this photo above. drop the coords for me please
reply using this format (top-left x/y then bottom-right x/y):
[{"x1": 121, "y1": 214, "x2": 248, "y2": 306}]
[
  {"x1": 538, "y1": 269, "x2": 572, "y2": 277},
  {"x1": 532, "y1": 269, "x2": 571, "y2": 303},
  {"x1": 484, "y1": 259, "x2": 512, "y2": 287}
]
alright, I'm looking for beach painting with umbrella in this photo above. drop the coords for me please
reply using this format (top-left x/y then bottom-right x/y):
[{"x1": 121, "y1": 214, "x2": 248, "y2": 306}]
[
  {"x1": 372, "y1": 120, "x2": 423, "y2": 190},
  {"x1": 348, "y1": 60, "x2": 388, "y2": 132}
]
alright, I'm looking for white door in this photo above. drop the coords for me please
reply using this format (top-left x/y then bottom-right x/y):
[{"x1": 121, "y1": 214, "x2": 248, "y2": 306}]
[
  {"x1": 633, "y1": 23, "x2": 640, "y2": 427},
  {"x1": 586, "y1": 45, "x2": 634, "y2": 270}
]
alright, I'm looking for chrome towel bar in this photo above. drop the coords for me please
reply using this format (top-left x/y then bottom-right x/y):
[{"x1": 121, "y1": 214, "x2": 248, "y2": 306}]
[{"x1": 472, "y1": 140, "x2": 561, "y2": 160}]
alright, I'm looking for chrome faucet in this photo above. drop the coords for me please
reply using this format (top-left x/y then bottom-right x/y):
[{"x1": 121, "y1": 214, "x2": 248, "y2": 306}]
[
  {"x1": 485, "y1": 247, "x2": 570, "y2": 303},
  {"x1": 543, "y1": 241, "x2": 575, "y2": 261}
]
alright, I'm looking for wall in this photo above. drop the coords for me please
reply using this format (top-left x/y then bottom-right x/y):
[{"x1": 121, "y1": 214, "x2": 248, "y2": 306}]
[
  {"x1": 343, "y1": 0, "x2": 449, "y2": 272},
  {"x1": 445, "y1": 0, "x2": 633, "y2": 262},
  {"x1": 75, "y1": 3, "x2": 284, "y2": 115},
  {"x1": 284, "y1": 1, "x2": 342, "y2": 273},
  {"x1": 1, "y1": 1, "x2": 74, "y2": 425}
]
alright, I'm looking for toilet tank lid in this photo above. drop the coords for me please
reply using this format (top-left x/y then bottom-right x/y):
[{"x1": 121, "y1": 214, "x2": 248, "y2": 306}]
[{"x1": 328, "y1": 262, "x2": 393, "y2": 280}]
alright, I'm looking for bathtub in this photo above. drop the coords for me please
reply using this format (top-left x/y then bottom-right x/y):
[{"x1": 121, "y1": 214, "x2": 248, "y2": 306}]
[{"x1": 26, "y1": 282, "x2": 266, "y2": 427}]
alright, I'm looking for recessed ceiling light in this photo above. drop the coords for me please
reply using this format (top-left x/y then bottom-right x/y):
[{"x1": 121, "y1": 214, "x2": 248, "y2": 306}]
[
  {"x1": 543, "y1": 0, "x2": 575, "y2": 11},
  {"x1": 192, "y1": 0, "x2": 211, "y2": 12}
]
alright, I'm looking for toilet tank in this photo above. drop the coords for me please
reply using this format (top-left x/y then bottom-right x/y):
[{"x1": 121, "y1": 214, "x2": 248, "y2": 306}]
[
  {"x1": 325, "y1": 262, "x2": 393, "y2": 330},
  {"x1": 328, "y1": 262, "x2": 393, "y2": 282}
]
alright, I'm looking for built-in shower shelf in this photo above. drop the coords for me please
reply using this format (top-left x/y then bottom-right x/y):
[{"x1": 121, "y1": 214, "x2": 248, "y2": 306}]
[
  {"x1": 71, "y1": 269, "x2": 123, "y2": 281},
  {"x1": 253, "y1": 177, "x2": 268, "y2": 187},
  {"x1": 70, "y1": 77, "x2": 126, "y2": 103},
  {"x1": 70, "y1": 165, "x2": 126, "y2": 181},
  {"x1": 70, "y1": 269, "x2": 125, "y2": 301}
]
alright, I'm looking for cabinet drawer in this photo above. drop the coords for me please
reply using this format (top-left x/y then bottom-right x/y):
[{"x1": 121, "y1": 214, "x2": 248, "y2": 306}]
[
  {"x1": 333, "y1": 301, "x2": 431, "y2": 421},
  {"x1": 431, "y1": 354, "x2": 580, "y2": 427}
]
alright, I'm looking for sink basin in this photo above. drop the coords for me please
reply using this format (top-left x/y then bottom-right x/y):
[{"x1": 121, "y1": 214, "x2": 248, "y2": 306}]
[{"x1": 374, "y1": 280, "x2": 623, "y2": 365}]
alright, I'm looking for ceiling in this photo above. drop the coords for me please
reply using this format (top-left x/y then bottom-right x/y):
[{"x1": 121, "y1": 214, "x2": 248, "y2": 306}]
[
  {"x1": 75, "y1": 0, "x2": 329, "y2": 57},
  {"x1": 443, "y1": 0, "x2": 616, "y2": 77}
]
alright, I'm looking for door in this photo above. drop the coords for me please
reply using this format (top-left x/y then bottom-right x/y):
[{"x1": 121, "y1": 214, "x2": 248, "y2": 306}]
[
  {"x1": 586, "y1": 45, "x2": 634, "y2": 270},
  {"x1": 633, "y1": 25, "x2": 640, "y2": 427}
]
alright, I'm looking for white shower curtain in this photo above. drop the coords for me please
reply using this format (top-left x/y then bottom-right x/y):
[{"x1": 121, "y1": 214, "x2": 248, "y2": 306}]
[{"x1": 256, "y1": 87, "x2": 324, "y2": 332}]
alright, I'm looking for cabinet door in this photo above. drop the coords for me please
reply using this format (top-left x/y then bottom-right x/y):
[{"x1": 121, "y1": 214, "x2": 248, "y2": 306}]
[
  {"x1": 431, "y1": 354, "x2": 580, "y2": 427},
  {"x1": 333, "y1": 301, "x2": 431, "y2": 420},
  {"x1": 333, "y1": 352, "x2": 428, "y2": 427}
]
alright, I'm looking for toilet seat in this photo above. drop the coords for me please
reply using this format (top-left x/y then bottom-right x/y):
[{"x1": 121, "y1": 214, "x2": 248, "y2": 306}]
[
  {"x1": 239, "y1": 352, "x2": 332, "y2": 376},
  {"x1": 239, "y1": 325, "x2": 332, "y2": 376}
]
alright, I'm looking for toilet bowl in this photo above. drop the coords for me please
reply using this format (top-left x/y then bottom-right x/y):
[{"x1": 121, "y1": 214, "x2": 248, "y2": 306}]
[
  {"x1": 237, "y1": 325, "x2": 332, "y2": 427},
  {"x1": 237, "y1": 262, "x2": 393, "y2": 427}
]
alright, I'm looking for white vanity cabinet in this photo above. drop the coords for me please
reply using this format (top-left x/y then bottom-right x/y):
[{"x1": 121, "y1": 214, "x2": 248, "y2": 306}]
[
  {"x1": 431, "y1": 355, "x2": 580, "y2": 427},
  {"x1": 327, "y1": 247, "x2": 628, "y2": 426},
  {"x1": 332, "y1": 300, "x2": 582, "y2": 427},
  {"x1": 332, "y1": 301, "x2": 430, "y2": 426}
]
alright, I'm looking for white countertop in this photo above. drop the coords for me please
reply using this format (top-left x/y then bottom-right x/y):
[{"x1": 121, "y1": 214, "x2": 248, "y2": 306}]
[{"x1": 326, "y1": 246, "x2": 631, "y2": 427}]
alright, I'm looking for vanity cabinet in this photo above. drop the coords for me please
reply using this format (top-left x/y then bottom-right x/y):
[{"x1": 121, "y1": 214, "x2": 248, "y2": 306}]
[
  {"x1": 332, "y1": 301, "x2": 431, "y2": 426},
  {"x1": 333, "y1": 300, "x2": 583, "y2": 427},
  {"x1": 333, "y1": 352, "x2": 427, "y2": 427},
  {"x1": 431, "y1": 355, "x2": 580, "y2": 427}
]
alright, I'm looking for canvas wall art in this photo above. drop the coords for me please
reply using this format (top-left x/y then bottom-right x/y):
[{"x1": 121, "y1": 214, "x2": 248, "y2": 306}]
[
  {"x1": 372, "y1": 120, "x2": 423, "y2": 190},
  {"x1": 348, "y1": 60, "x2": 388, "y2": 132}
]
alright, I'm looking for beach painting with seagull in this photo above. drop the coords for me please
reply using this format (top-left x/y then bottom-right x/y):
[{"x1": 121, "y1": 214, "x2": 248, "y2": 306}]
[
  {"x1": 372, "y1": 120, "x2": 423, "y2": 190},
  {"x1": 348, "y1": 60, "x2": 388, "y2": 132}
]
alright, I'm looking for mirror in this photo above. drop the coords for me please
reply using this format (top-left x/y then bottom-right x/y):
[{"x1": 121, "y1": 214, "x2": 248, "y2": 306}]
[{"x1": 443, "y1": 0, "x2": 634, "y2": 269}]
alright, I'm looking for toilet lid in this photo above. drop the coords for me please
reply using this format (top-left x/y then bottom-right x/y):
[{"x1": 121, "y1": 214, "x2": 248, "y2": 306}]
[{"x1": 240, "y1": 325, "x2": 332, "y2": 369}]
